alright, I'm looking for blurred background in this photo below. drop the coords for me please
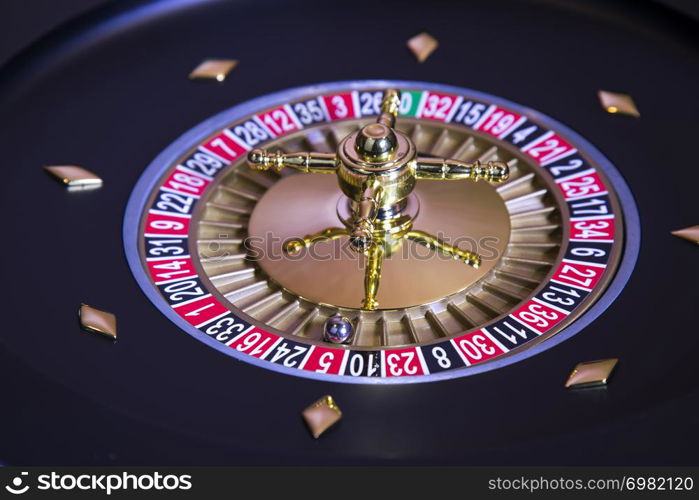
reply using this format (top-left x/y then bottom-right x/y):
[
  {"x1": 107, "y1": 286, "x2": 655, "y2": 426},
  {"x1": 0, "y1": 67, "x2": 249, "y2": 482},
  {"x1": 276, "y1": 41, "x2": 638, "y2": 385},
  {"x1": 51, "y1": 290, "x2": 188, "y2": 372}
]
[{"x1": 2, "y1": 0, "x2": 699, "y2": 68}]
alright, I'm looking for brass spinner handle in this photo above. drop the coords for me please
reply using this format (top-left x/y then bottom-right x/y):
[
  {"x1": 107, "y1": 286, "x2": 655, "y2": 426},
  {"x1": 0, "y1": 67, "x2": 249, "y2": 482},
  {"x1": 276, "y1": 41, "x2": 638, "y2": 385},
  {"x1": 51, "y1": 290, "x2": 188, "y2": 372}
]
[
  {"x1": 414, "y1": 157, "x2": 509, "y2": 182},
  {"x1": 349, "y1": 180, "x2": 383, "y2": 251},
  {"x1": 247, "y1": 150, "x2": 337, "y2": 173}
]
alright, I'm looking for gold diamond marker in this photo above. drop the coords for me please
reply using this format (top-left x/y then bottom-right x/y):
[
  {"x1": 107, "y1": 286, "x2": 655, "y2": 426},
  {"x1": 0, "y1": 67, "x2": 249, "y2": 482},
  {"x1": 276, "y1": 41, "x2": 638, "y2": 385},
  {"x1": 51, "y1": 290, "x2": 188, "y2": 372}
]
[
  {"x1": 672, "y1": 225, "x2": 699, "y2": 245},
  {"x1": 189, "y1": 59, "x2": 238, "y2": 82},
  {"x1": 302, "y1": 395, "x2": 342, "y2": 438},
  {"x1": 44, "y1": 166, "x2": 102, "y2": 191},
  {"x1": 565, "y1": 358, "x2": 618, "y2": 389},
  {"x1": 407, "y1": 32, "x2": 439, "y2": 63},
  {"x1": 79, "y1": 304, "x2": 117, "y2": 340},
  {"x1": 597, "y1": 90, "x2": 640, "y2": 117}
]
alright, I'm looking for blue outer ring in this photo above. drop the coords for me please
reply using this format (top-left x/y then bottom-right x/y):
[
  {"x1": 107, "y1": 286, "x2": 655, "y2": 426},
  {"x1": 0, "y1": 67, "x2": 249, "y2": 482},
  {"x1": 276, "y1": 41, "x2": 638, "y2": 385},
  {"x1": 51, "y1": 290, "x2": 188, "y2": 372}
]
[{"x1": 123, "y1": 80, "x2": 641, "y2": 385}]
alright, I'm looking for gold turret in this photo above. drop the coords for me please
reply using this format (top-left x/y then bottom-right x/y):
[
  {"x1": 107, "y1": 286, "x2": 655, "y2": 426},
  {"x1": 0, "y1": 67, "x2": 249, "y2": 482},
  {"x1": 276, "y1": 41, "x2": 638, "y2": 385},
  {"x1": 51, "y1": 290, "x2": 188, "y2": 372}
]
[{"x1": 248, "y1": 89, "x2": 509, "y2": 309}]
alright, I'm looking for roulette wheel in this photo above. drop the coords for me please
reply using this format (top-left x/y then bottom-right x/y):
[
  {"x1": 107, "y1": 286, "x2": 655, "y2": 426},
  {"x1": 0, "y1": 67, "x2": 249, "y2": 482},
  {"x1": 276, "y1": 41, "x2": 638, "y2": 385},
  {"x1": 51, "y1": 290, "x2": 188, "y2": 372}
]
[{"x1": 1, "y1": 0, "x2": 698, "y2": 466}]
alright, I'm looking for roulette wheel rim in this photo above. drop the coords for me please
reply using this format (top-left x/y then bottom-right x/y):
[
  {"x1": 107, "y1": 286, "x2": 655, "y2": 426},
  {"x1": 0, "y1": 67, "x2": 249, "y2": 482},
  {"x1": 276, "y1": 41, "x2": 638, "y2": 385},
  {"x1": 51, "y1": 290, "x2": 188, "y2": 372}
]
[{"x1": 123, "y1": 79, "x2": 641, "y2": 384}]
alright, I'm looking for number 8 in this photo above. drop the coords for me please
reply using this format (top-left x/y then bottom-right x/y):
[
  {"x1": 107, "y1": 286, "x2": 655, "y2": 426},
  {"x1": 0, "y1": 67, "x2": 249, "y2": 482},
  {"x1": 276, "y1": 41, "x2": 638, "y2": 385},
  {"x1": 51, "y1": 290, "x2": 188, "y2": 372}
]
[{"x1": 432, "y1": 347, "x2": 451, "y2": 369}]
